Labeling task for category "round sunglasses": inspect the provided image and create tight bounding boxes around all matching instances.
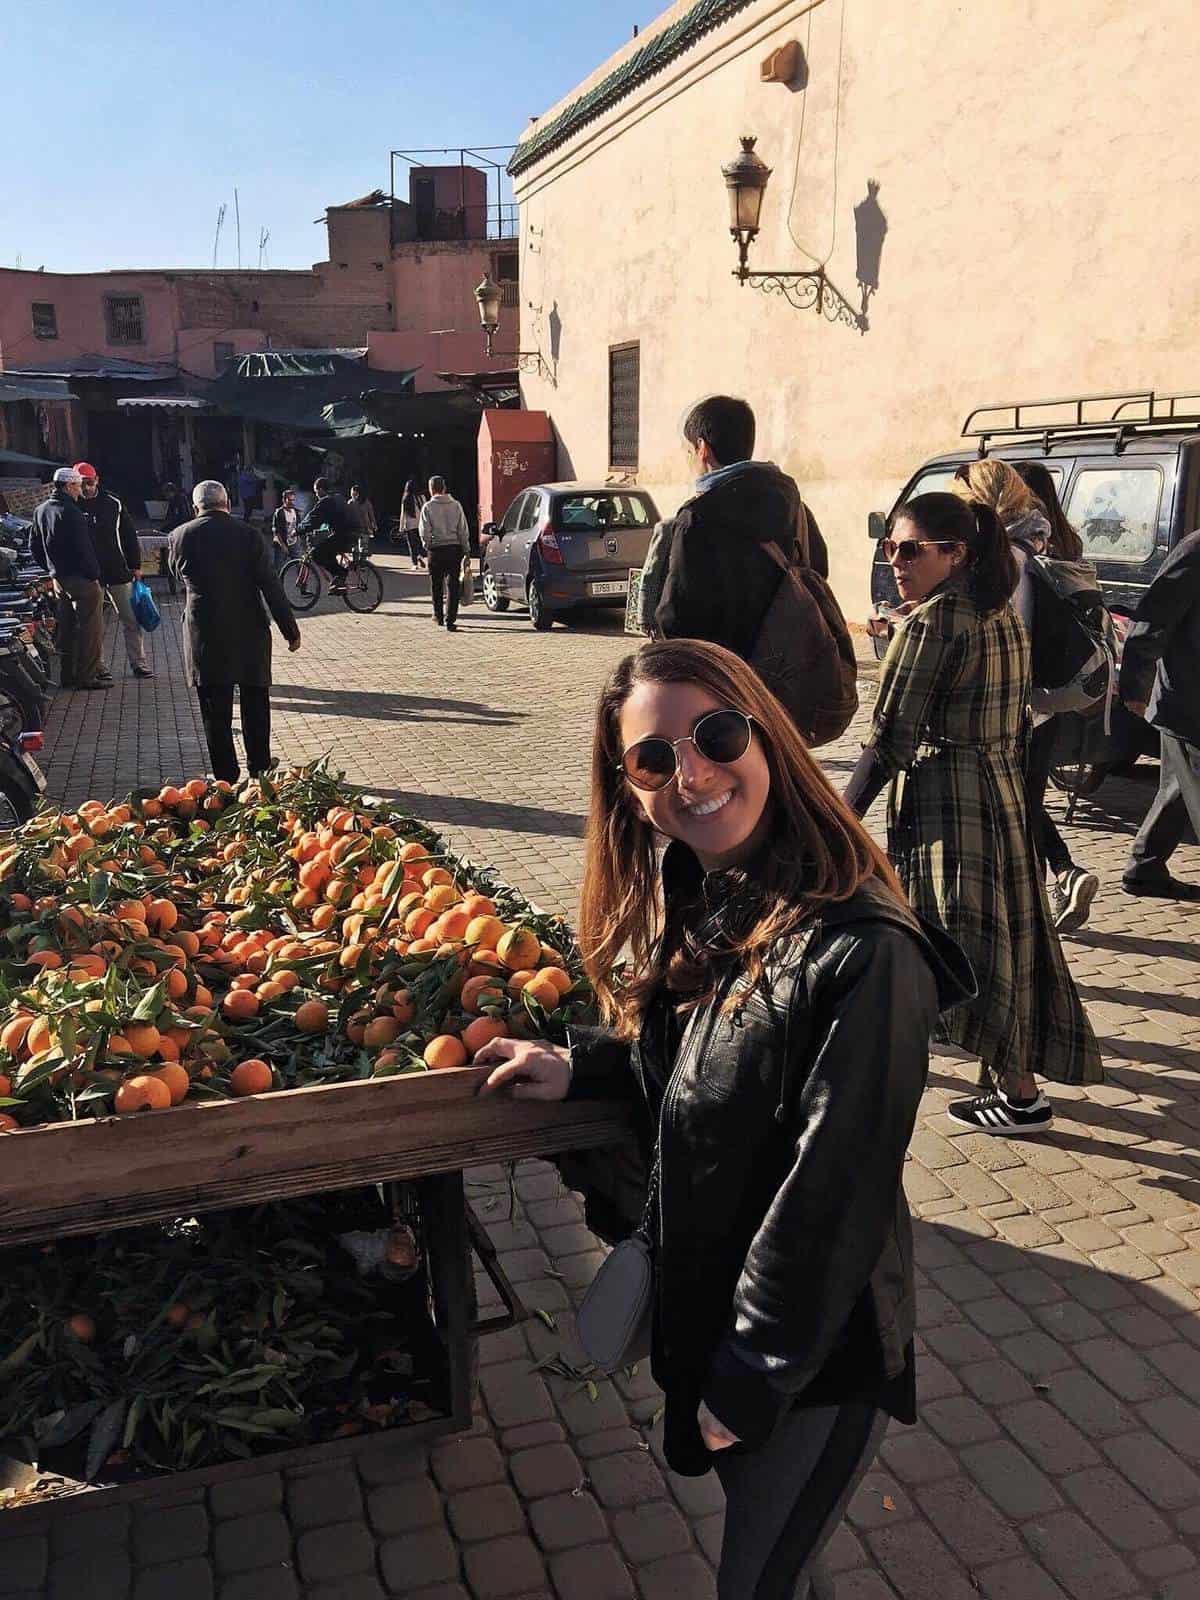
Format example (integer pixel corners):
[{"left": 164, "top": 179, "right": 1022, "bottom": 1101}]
[
  {"left": 619, "top": 708, "right": 754, "bottom": 791},
  {"left": 881, "top": 537, "right": 960, "bottom": 562}
]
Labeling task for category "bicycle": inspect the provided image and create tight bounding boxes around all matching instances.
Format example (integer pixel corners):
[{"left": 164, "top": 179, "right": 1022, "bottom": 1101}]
[{"left": 280, "top": 535, "right": 384, "bottom": 614}]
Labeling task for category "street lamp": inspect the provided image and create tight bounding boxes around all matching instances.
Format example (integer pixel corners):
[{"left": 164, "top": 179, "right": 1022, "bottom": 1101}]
[
  {"left": 473, "top": 272, "right": 552, "bottom": 379},
  {"left": 721, "top": 133, "right": 865, "bottom": 332},
  {"left": 722, "top": 136, "right": 772, "bottom": 280}
]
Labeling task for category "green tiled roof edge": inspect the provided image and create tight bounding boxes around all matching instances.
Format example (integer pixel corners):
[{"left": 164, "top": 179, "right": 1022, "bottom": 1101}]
[{"left": 508, "top": 0, "right": 756, "bottom": 177}]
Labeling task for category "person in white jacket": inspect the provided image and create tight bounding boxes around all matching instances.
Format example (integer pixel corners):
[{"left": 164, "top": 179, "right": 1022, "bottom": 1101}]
[{"left": 418, "top": 477, "right": 471, "bottom": 630}]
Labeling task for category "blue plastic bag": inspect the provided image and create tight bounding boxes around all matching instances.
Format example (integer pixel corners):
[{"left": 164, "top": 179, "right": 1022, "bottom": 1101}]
[{"left": 130, "top": 577, "right": 161, "bottom": 633}]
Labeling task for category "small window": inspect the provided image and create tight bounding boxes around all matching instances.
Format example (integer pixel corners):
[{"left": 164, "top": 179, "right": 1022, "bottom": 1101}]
[
  {"left": 213, "top": 341, "right": 235, "bottom": 372},
  {"left": 1066, "top": 466, "right": 1162, "bottom": 563},
  {"left": 608, "top": 342, "right": 640, "bottom": 472},
  {"left": 493, "top": 251, "right": 519, "bottom": 282},
  {"left": 500, "top": 493, "right": 527, "bottom": 532},
  {"left": 555, "top": 493, "right": 652, "bottom": 531},
  {"left": 517, "top": 493, "right": 542, "bottom": 532},
  {"left": 104, "top": 293, "right": 145, "bottom": 345},
  {"left": 31, "top": 302, "right": 58, "bottom": 340}
]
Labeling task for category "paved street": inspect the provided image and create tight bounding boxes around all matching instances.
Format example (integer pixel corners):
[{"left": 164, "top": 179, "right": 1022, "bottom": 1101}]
[{"left": 4, "top": 553, "right": 1200, "bottom": 1600}]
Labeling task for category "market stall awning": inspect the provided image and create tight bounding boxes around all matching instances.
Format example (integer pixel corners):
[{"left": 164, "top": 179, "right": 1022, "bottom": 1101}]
[
  {"left": 0, "top": 375, "right": 74, "bottom": 404},
  {"left": 116, "top": 395, "right": 211, "bottom": 411},
  {"left": 7, "top": 356, "right": 176, "bottom": 381},
  {"left": 0, "top": 447, "right": 63, "bottom": 468},
  {"left": 207, "top": 353, "right": 419, "bottom": 434}
]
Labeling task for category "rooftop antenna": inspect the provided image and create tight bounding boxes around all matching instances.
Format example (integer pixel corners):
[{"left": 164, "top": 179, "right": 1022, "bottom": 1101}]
[
  {"left": 258, "top": 227, "right": 270, "bottom": 269},
  {"left": 212, "top": 203, "right": 226, "bottom": 269},
  {"left": 234, "top": 188, "right": 242, "bottom": 269}
]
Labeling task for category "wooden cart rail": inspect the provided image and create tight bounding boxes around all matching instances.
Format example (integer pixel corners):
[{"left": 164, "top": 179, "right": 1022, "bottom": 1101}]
[{"left": 0, "top": 1067, "right": 630, "bottom": 1248}]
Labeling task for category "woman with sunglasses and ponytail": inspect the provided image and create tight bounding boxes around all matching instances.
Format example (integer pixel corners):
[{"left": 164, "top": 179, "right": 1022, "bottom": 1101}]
[
  {"left": 477, "top": 637, "right": 970, "bottom": 1600},
  {"left": 846, "top": 492, "right": 1101, "bottom": 1137}
]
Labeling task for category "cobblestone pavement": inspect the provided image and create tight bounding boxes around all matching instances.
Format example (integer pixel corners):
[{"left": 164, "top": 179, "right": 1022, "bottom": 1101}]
[{"left": 4, "top": 556, "right": 1200, "bottom": 1600}]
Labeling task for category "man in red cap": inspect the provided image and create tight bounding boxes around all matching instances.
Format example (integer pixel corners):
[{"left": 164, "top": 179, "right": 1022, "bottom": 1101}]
[{"left": 76, "top": 463, "right": 151, "bottom": 678}]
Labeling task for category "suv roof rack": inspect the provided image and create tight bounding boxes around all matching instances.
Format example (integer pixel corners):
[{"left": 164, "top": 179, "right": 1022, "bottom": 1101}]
[{"left": 961, "top": 390, "right": 1200, "bottom": 456}]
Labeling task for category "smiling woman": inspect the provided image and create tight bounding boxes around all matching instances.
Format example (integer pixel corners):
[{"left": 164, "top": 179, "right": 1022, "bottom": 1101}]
[{"left": 477, "top": 637, "right": 973, "bottom": 1598}]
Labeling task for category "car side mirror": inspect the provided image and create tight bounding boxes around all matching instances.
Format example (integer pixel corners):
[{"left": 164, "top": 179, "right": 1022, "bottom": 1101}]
[
  {"left": 868, "top": 511, "right": 888, "bottom": 540},
  {"left": 481, "top": 522, "right": 498, "bottom": 541}
]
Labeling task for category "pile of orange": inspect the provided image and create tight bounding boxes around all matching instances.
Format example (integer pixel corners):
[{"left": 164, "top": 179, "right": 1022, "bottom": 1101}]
[{"left": 0, "top": 765, "right": 589, "bottom": 1133}]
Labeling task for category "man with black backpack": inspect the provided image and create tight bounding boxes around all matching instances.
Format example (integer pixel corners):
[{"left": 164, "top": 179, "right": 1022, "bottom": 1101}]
[
  {"left": 655, "top": 396, "right": 856, "bottom": 746},
  {"left": 1120, "top": 527, "right": 1200, "bottom": 901}
]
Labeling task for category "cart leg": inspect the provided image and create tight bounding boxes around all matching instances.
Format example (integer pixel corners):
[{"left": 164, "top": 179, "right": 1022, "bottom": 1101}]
[{"left": 418, "top": 1172, "right": 475, "bottom": 1432}]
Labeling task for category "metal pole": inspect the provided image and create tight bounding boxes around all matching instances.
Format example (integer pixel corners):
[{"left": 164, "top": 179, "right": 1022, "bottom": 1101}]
[{"left": 234, "top": 188, "right": 242, "bottom": 269}]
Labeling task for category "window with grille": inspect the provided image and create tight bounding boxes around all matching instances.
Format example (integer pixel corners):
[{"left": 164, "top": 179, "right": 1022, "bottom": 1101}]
[
  {"left": 608, "top": 343, "right": 640, "bottom": 472},
  {"left": 31, "top": 302, "right": 58, "bottom": 340},
  {"left": 104, "top": 293, "right": 145, "bottom": 344}
]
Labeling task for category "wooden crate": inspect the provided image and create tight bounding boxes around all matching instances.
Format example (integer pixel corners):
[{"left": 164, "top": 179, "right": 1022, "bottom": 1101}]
[
  {"left": 0, "top": 1065, "right": 630, "bottom": 1249},
  {"left": 0, "top": 1173, "right": 478, "bottom": 1527}
]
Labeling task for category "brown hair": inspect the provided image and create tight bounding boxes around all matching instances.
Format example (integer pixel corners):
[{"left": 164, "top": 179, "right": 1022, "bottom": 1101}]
[
  {"left": 1014, "top": 461, "right": 1084, "bottom": 562},
  {"left": 578, "top": 639, "right": 904, "bottom": 1037},
  {"left": 951, "top": 459, "right": 1034, "bottom": 528}
]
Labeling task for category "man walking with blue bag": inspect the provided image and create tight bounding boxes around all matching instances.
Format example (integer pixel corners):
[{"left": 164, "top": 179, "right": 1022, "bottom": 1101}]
[{"left": 77, "top": 461, "right": 152, "bottom": 678}]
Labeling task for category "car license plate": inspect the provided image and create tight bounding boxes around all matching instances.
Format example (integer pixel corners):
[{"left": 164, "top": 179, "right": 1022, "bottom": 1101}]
[
  {"left": 20, "top": 752, "right": 46, "bottom": 792},
  {"left": 590, "top": 580, "right": 627, "bottom": 597}
]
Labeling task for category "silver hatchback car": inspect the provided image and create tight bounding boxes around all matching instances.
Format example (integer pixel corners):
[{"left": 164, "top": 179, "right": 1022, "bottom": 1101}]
[{"left": 480, "top": 482, "right": 660, "bottom": 630}]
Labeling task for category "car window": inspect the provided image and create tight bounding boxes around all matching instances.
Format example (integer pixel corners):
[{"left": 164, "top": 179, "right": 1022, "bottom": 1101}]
[
  {"left": 554, "top": 493, "right": 653, "bottom": 530},
  {"left": 517, "top": 493, "right": 542, "bottom": 532},
  {"left": 1066, "top": 467, "right": 1162, "bottom": 562},
  {"left": 902, "top": 463, "right": 1064, "bottom": 503},
  {"left": 500, "top": 493, "right": 526, "bottom": 533}
]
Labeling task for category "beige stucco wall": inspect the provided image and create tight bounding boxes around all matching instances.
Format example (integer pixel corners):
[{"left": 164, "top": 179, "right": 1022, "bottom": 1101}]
[{"left": 513, "top": 0, "right": 1200, "bottom": 618}]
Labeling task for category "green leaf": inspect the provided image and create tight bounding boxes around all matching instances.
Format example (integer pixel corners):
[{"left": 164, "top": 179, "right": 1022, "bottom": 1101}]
[
  {"left": 131, "top": 978, "right": 167, "bottom": 1022},
  {"left": 88, "top": 871, "right": 112, "bottom": 909},
  {"left": 123, "top": 1394, "right": 145, "bottom": 1448},
  {"left": 85, "top": 1398, "right": 127, "bottom": 1482},
  {"left": 35, "top": 1399, "right": 103, "bottom": 1449}
]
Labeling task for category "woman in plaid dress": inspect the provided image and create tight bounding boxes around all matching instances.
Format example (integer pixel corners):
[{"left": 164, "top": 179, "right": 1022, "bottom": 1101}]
[{"left": 846, "top": 492, "right": 1101, "bottom": 1134}]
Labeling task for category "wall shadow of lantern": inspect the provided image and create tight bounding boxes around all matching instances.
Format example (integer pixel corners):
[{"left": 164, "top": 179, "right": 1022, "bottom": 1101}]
[
  {"left": 854, "top": 180, "right": 888, "bottom": 325},
  {"left": 548, "top": 301, "right": 563, "bottom": 365}
]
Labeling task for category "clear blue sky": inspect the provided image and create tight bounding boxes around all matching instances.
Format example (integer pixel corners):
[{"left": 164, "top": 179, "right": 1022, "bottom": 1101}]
[{"left": 1, "top": 0, "right": 636, "bottom": 273}]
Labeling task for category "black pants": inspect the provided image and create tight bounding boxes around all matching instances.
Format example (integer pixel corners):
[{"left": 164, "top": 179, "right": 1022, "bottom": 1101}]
[
  {"left": 313, "top": 531, "right": 354, "bottom": 581},
  {"left": 57, "top": 575, "right": 104, "bottom": 686},
  {"left": 715, "top": 1402, "right": 886, "bottom": 1599},
  {"left": 1126, "top": 732, "right": 1200, "bottom": 881},
  {"left": 428, "top": 545, "right": 462, "bottom": 626},
  {"left": 1024, "top": 717, "right": 1073, "bottom": 877},
  {"left": 196, "top": 684, "right": 271, "bottom": 784},
  {"left": 405, "top": 528, "right": 424, "bottom": 565}
]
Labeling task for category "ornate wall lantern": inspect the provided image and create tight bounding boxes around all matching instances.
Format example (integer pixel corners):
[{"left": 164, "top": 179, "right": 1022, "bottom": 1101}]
[
  {"left": 722, "top": 135, "right": 865, "bottom": 332},
  {"left": 474, "top": 273, "right": 551, "bottom": 377}
]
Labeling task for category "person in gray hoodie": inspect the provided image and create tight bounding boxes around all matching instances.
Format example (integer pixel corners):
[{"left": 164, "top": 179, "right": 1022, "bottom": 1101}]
[{"left": 418, "top": 476, "right": 471, "bottom": 631}]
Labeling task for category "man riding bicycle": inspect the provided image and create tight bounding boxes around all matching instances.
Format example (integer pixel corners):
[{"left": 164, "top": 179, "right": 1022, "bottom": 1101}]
[{"left": 298, "top": 477, "right": 356, "bottom": 593}]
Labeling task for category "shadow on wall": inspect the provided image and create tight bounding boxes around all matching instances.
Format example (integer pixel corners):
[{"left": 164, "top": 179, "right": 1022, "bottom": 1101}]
[
  {"left": 549, "top": 301, "right": 563, "bottom": 366},
  {"left": 854, "top": 179, "right": 888, "bottom": 325}
]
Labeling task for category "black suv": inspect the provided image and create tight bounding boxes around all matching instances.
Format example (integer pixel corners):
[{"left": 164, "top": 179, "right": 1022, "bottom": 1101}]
[{"left": 868, "top": 391, "right": 1200, "bottom": 775}]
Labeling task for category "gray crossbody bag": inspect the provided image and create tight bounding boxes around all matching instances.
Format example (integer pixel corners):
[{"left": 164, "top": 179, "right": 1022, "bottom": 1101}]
[{"left": 576, "top": 1148, "right": 660, "bottom": 1373}]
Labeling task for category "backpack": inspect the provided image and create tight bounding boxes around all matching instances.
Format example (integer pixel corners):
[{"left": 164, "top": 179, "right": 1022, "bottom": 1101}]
[
  {"left": 1024, "top": 554, "right": 1116, "bottom": 720},
  {"left": 749, "top": 504, "right": 858, "bottom": 746}
]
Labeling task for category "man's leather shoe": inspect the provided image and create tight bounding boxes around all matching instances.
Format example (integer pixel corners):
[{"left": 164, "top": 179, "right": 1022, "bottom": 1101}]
[{"left": 78, "top": 679, "right": 110, "bottom": 691}]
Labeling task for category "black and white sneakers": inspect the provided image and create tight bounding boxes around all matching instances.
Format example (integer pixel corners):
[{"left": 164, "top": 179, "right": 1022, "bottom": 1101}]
[
  {"left": 1050, "top": 866, "right": 1100, "bottom": 934},
  {"left": 947, "top": 1091, "right": 1054, "bottom": 1136}
]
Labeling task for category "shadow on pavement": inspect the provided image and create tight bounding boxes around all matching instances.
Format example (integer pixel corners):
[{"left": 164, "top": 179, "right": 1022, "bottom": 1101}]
[
  {"left": 364, "top": 786, "right": 586, "bottom": 840},
  {"left": 271, "top": 684, "right": 524, "bottom": 727}
]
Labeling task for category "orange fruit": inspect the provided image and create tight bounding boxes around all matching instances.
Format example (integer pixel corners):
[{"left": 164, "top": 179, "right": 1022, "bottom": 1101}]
[
  {"left": 294, "top": 1000, "right": 329, "bottom": 1034},
  {"left": 65, "top": 1312, "right": 96, "bottom": 1341},
  {"left": 465, "top": 915, "right": 504, "bottom": 948},
  {"left": 506, "top": 969, "right": 536, "bottom": 994},
  {"left": 469, "top": 949, "right": 506, "bottom": 977},
  {"left": 115, "top": 1074, "right": 171, "bottom": 1113},
  {"left": 194, "top": 984, "right": 214, "bottom": 1008},
  {"left": 230, "top": 1058, "right": 273, "bottom": 1095},
  {"left": 26, "top": 949, "right": 63, "bottom": 970},
  {"left": 311, "top": 903, "right": 336, "bottom": 932},
  {"left": 0, "top": 1113, "right": 20, "bottom": 1132},
  {"left": 522, "top": 972, "right": 563, "bottom": 1011},
  {"left": 27, "top": 1016, "right": 55, "bottom": 1055},
  {"left": 1, "top": 1014, "right": 35, "bottom": 1056},
  {"left": 540, "top": 967, "right": 573, "bottom": 996},
  {"left": 107, "top": 1035, "right": 134, "bottom": 1057},
  {"left": 423, "top": 883, "right": 459, "bottom": 912},
  {"left": 463, "top": 1016, "right": 509, "bottom": 1056},
  {"left": 433, "top": 907, "right": 471, "bottom": 942},
  {"left": 363, "top": 1016, "right": 401, "bottom": 1049},
  {"left": 399, "top": 841, "right": 430, "bottom": 863},
  {"left": 146, "top": 898, "right": 178, "bottom": 932},
  {"left": 461, "top": 893, "right": 497, "bottom": 918},
  {"left": 154, "top": 1035, "right": 181, "bottom": 1063},
  {"left": 274, "top": 970, "right": 299, "bottom": 993},
  {"left": 221, "top": 989, "right": 260, "bottom": 1021},
  {"left": 404, "top": 907, "right": 435, "bottom": 938},
  {"left": 174, "top": 930, "right": 201, "bottom": 957},
  {"left": 124, "top": 1022, "right": 162, "bottom": 1058},
  {"left": 391, "top": 989, "right": 415, "bottom": 1024},
  {"left": 0, "top": 1074, "right": 11, "bottom": 1098},
  {"left": 164, "top": 1302, "right": 190, "bottom": 1328},
  {"left": 423, "top": 1035, "right": 468, "bottom": 1070},
  {"left": 497, "top": 926, "right": 541, "bottom": 971},
  {"left": 151, "top": 1062, "right": 190, "bottom": 1105},
  {"left": 164, "top": 968, "right": 189, "bottom": 1000},
  {"left": 256, "top": 979, "right": 286, "bottom": 1004},
  {"left": 462, "top": 975, "right": 507, "bottom": 1012}
]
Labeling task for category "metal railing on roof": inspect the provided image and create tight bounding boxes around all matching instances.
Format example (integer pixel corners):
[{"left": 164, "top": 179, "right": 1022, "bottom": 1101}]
[{"left": 961, "top": 390, "right": 1200, "bottom": 456}]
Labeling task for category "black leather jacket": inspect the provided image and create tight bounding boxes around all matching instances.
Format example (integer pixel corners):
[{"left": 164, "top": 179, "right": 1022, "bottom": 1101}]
[{"left": 568, "top": 848, "right": 972, "bottom": 1476}]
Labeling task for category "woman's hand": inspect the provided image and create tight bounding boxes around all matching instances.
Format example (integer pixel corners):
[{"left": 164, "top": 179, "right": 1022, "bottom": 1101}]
[
  {"left": 477, "top": 1037, "right": 571, "bottom": 1101},
  {"left": 697, "top": 1400, "right": 739, "bottom": 1453}
]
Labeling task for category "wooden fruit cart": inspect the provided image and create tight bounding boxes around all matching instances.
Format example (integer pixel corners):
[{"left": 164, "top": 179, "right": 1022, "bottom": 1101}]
[{"left": 0, "top": 1066, "right": 629, "bottom": 1525}]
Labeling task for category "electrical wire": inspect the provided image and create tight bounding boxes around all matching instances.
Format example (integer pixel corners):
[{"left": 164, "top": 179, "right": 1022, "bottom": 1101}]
[{"left": 785, "top": 0, "right": 847, "bottom": 269}]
